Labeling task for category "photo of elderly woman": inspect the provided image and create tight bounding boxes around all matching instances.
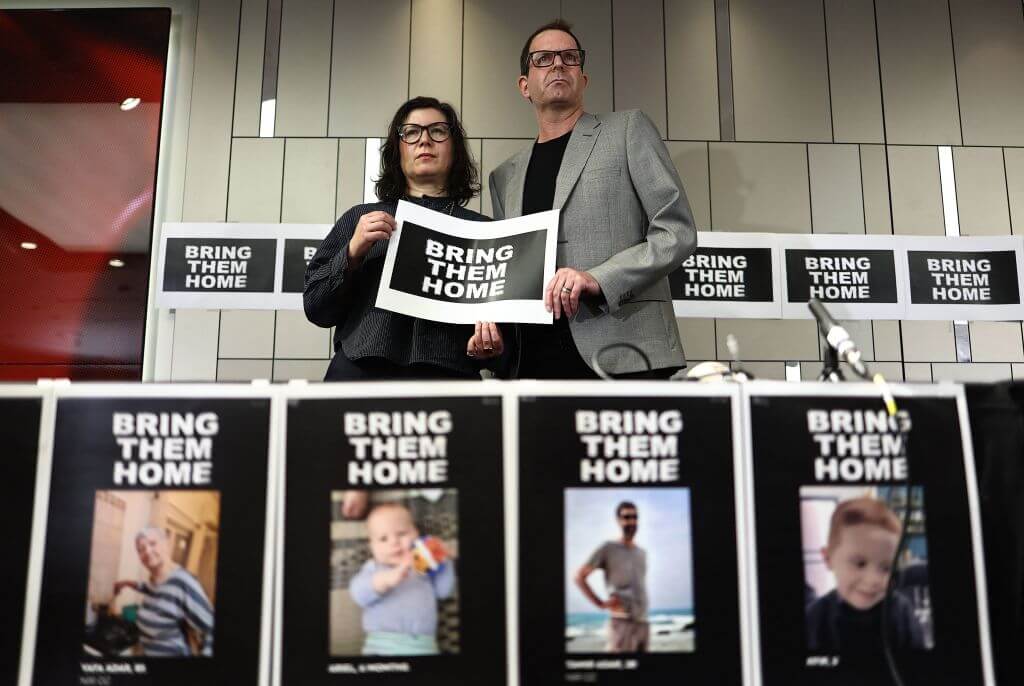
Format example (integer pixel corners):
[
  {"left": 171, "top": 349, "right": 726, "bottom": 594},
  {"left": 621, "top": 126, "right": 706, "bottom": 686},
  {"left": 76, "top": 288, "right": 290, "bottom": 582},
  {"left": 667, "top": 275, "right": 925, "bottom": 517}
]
[{"left": 83, "top": 490, "right": 219, "bottom": 658}]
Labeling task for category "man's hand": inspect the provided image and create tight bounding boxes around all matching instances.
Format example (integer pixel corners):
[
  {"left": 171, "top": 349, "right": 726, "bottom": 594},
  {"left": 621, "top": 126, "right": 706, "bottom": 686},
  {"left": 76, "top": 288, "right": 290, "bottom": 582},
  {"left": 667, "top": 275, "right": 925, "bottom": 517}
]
[
  {"left": 545, "top": 268, "right": 601, "bottom": 320},
  {"left": 348, "top": 211, "right": 397, "bottom": 264},
  {"left": 112, "top": 580, "right": 138, "bottom": 595},
  {"left": 466, "top": 322, "right": 504, "bottom": 359},
  {"left": 372, "top": 554, "right": 413, "bottom": 594}
]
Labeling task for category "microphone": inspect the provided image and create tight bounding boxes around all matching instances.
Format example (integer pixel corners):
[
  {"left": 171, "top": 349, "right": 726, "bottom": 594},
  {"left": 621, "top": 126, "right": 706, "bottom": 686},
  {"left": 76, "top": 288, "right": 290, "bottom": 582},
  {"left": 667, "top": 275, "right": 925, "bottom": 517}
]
[{"left": 807, "top": 298, "right": 869, "bottom": 379}]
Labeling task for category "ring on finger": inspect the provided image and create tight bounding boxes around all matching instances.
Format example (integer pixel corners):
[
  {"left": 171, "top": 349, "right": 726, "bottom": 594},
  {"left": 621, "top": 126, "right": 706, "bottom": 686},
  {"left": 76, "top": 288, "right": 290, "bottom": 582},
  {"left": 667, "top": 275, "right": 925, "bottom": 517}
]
[{"left": 561, "top": 285, "right": 573, "bottom": 293}]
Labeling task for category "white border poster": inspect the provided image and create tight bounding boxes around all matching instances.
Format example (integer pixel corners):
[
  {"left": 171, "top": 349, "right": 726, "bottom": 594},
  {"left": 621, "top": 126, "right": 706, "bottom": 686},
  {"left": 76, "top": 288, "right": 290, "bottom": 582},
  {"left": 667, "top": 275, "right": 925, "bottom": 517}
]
[
  {"left": 778, "top": 234, "right": 908, "bottom": 320},
  {"left": 902, "top": 235, "right": 1024, "bottom": 321},
  {"left": 670, "top": 232, "right": 783, "bottom": 319},
  {"left": 376, "top": 201, "right": 559, "bottom": 324}
]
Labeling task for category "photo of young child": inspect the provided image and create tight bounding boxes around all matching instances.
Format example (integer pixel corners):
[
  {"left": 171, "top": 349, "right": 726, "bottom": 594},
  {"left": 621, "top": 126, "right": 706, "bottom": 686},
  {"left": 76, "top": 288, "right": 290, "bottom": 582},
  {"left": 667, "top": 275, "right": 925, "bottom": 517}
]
[
  {"left": 801, "top": 486, "right": 932, "bottom": 655},
  {"left": 329, "top": 489, "right": 459, "bottom": 657}
]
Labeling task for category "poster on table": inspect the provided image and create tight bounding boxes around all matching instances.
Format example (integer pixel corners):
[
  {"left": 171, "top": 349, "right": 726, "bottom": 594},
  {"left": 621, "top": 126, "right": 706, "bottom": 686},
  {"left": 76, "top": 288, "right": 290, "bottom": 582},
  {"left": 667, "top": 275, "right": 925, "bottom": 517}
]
[
  {"left": 515, "top": 382, "right": 751, "bottom": 685},
  {"left": 376, "top": 200, "right": 559, "bottom": 324},
  {"left": 779, "top": 234, "right": 906, "bottom": 320},
  {"left": 670, "top": 232, "right": 782, "bottom": 318},
  {"left": 902, "top": 235, "right": 1024, "bottom": 320},
  {"left": 742, "top": 382, "right": 994, "bottom": 686},
  {"left": 3, "top": 388, "right": 47, "bottom": 686},
  {"left": 276, "top": 383, "right": 508, "bottom": 686},
  {"left": 25, "top": 385, "right": 276, "bottom": 686}
]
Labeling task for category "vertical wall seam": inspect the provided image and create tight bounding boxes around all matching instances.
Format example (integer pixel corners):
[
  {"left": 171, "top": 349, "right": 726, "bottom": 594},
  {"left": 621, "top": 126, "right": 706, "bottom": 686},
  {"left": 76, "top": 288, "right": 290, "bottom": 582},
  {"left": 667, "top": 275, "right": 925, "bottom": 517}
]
[
  {"left": 821, "top": 0, "right": 835, "bottom": 143},
  {"left": 610, "top": 0, "right": 616, "bottom": 109},
  {"left": 459, "top": 0, "right": 466, "bottom": 115},
  {"left": 806, "top": 144, "right": 814, "bottom": 233},
  {"left": 214, "top": 311, "right": 223, "bottom": 380},
  {"left": 407, "top": 0, "right": 413, "bottom": 100},
  {"left": 946, "top": 0, "right": 965, "bottom": 146},
  {"left": 662, "top": 0, "right": 669, "bottom": 139},
  {"left": 713, "top": 0, "right": 735, "bottom": 141},
  {"left": 326, "top": 0, "right": 337, "bottom": 136},
  {"left": 858, "top": 144, "right": 867, "bottom": 232}
]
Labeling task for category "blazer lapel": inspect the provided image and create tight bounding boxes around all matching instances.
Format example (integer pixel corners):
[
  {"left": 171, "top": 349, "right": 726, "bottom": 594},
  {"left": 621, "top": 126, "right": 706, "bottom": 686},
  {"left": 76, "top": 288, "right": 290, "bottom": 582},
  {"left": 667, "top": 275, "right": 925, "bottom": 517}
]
[
  {"left": 552, "top": 112, "right": 601, "bottom": 210},
  {"left": 506, "top": 146, "right": 532, "bottom": 218}
]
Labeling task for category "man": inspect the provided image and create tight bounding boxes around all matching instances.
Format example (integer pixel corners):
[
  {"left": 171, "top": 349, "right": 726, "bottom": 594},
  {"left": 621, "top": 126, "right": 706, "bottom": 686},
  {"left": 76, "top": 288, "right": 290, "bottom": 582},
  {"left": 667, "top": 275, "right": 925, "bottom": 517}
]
[
  {"left": 574, "top": 501, "right": 648, "bottom": 652},
  {"left": 488, "top": 20, "right": 697, "bottom": 378}
]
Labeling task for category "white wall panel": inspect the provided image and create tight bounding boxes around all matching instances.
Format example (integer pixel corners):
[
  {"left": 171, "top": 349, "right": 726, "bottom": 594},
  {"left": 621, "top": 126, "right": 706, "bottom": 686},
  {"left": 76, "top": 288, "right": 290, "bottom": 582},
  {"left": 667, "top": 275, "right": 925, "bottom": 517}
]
[
  {"left": 716, "top": 320, "right": 820, "bottom": 360},
  {"left": 330, "top": 0, "right": 411, "bottom": 137},
  {"left": 282, "top": 138, "right": 339, "bottom": 223},
  {"left": 233, "top": 0, "right": 268, "bottom": 137},
  {"left": 613, "top": 0, "right": 667, "bottom": 137},
  {"left": 276, "top": 0, "right": 333, "bottom": 136},
  {"left": 953, "top": 147, "right": 1012, "bottom": 236},
  {"left": 274, "top": 309, "right": 332, "bottom": 358},
  {"left": 227, "top": 138, "right": 285, "bottom": 221},
  {"left": 665, "top": 0, "right": 719, "bottom": 141},
  {"left": 463, "top": 0, "right": 550, "bottom": 138},
  {"left": 823, "top": 0, "right": 883, "bottom": 143},
  {"left": 1004, "top": 148, "right": 1024, "bottom": 235},
  {"left": 949, "top": 0, "right": 1024, "bottom": 146},
  {"left": 219, "top": 310, "right": 275, "bottom": 358},
  {"left": 170, "top": 310, "right": 220, "bottom": 381},
  {"left": 562, "top": 0, "right": 614, "bottom": 116},
  {"left": 860, "top": 145, "right": 892, "bottom": 235},
  {"left": 887, "top": 146, "right": 943, "bottom": 235},
  {"left": 667, "top": 141, "right": 711, "bottom": 231},
  {"left": 808, "top": 144, "right": 864, "bottom": 233},
  {"left": 182, "top": 0, "right": 241, "bottom": 220},
  {"left": 709, "top": 142, "right": 811, "bottom": 232},
  {"left": 410, "top": 0, "right": 463, "bottom": 109},
  {"left": 730, "top": 0, "right": 831, "bottom": 142},
  {"left": 876, "top": 0, "right": 961, "bottom": 144},
  {"left": 336, "top": 138, "right": 366, "bottom": 217}
]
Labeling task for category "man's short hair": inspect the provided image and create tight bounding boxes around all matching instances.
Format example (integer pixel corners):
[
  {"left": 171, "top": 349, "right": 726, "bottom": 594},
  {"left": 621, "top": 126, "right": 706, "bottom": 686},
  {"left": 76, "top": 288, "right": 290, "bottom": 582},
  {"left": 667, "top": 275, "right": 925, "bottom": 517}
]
[
  {"left": 135, "top": 525, "right": 167, "bottom": 543},
  {"left": 520, "top": 19, "right": 583, "bottom": 76},
  {"left": 616, "top": 501, "right": 637, "bottom": 518},
  {"left": 826, "top": 497, "right": 901, "bottom": 551}
]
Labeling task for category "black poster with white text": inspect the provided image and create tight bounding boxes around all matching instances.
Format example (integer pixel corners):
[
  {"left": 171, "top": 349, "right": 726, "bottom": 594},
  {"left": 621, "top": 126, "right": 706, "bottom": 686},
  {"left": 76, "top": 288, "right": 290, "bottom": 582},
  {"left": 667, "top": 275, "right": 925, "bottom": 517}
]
[
  {"left": 31, "top": 395, "right": 272, "bottom": 686},
  {"left": 283, "top": 238, "right": 322, "bottom": 293},
  {"left": 518, "top": 393, "right": 745, "bottom": 685},
  {"left": 163, "top": 238, "right": 276, "bottom": 292},
  {"left": 785, "top": 250, "right": 898, "bottom": 304},
  {"left": 669, "top": 247, "right": 774, "bottom": 302},
  {"left": 907, "top": 250, "right": 1019, "bottom": 305},
  {"left": 389, "top": 222, "right": 545, "bottom": 303},
  {"left": 748, "top": 392, "right": 990, "bottom": 685},
  {"left": 1, "top": 397, "right": 43, "bottom": 686},
  {"left": 280, "top": 394, "right": 507, "bottom": 685}
]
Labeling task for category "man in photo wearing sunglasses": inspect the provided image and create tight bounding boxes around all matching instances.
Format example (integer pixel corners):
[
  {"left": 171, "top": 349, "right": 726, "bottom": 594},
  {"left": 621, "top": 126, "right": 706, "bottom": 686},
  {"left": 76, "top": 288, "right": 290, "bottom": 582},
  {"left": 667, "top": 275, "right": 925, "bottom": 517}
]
[
  {"left": 574, "top": 502, "right": 649, "bottom": 652},
  {"left": 488, "top": 20, "right": 697, "bottom": 379}
]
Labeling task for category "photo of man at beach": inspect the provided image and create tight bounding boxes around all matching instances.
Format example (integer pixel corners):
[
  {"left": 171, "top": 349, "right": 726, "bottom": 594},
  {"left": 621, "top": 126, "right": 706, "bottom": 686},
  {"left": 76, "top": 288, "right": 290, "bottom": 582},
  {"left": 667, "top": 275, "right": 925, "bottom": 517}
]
[
  {"left": 565, "top": 488, "right": 695, "bottom": 654},
  {"left": 329, "top": 488, "right": 460, "bottom": 657},
  {"left": 83, "top": 490, "right": 219, "bottom": 658},
  {"left": 801, "top": 485, "right": 933, "bottom": 655}
]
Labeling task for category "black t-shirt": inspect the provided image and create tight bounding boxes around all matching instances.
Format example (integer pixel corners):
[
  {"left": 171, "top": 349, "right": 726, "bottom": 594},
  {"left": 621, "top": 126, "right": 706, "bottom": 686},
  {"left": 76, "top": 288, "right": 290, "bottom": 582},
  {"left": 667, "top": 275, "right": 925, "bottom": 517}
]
[{"left": 522, "top": 130, "right": 571, "bottom": 215}]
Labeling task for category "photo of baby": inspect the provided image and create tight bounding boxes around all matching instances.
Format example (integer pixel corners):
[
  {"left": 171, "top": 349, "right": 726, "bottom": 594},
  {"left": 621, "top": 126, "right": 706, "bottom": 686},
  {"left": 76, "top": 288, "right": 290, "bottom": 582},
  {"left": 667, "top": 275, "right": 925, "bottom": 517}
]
[
  {"left": 801, "top": 486, "right": 933, "bottom": 655},
  {"left": 329, "top": 489, "right": 459, "bottom": 656}
]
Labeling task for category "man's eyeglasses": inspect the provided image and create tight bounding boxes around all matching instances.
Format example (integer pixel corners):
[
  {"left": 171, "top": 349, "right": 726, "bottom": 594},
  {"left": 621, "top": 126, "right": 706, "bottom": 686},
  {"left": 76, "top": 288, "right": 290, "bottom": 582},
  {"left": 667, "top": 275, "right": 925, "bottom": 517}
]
[
  {"left": 398, "top": 122, "right": 451, "bottom": 145},
  {"left": 528, "top": 49, "right": 586, "bottom": 69}
]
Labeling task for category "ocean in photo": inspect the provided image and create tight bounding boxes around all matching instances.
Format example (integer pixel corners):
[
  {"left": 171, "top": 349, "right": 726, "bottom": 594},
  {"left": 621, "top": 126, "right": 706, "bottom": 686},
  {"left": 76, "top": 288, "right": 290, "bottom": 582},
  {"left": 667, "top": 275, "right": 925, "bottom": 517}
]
[{"left": 565, "top": 608, "right": 695, "bottom": 653}]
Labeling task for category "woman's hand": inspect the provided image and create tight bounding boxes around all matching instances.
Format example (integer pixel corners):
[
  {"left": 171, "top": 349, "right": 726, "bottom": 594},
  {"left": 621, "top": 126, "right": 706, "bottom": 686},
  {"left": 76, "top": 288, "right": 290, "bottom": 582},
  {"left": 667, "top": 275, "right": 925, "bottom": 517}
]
[
  {"left": 466, "top": 322, "right": 504, "bottom": 359},
  {"left": 348, "top": 211, "right": 397, "bottom": 263}
]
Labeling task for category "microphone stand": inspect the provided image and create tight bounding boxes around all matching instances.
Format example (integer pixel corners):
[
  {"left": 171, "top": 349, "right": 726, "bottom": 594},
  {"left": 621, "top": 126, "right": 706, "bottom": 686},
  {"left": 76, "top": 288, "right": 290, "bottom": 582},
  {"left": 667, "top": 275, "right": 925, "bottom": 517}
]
[{"left": 818, "top": 343, "right": 845, "bottom": 383}]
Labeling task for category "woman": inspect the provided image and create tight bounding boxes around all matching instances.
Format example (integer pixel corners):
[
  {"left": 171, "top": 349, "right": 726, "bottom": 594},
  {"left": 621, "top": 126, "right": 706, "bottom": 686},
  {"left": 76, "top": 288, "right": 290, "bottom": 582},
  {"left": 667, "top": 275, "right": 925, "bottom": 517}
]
[
  {"left": 113, "top": 526, "right": 214, "bottom": 656},
  {"left": 304, "top": 96, "right": 505, "bottom": 380}
]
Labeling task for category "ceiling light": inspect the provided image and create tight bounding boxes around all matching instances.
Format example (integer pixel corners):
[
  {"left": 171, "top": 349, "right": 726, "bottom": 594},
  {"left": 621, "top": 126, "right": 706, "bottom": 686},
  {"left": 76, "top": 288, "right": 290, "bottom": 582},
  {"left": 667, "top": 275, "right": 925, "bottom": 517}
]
[
  {"left": 120, "top": 97, "right": 141, "bottom": 111},
  {"left": 109, "top": 258, "right": 125, "bottom": 268},
  {"left": 20, "top": 241, "right": 38, "bottom": 250}
]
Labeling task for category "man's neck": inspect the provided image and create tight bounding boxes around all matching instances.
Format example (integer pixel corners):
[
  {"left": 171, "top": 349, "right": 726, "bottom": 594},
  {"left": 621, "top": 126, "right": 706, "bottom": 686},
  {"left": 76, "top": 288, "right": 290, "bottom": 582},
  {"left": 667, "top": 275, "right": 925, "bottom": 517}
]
[
  {"left": 619, "top": 537, "right": 635, "bottom": 547},
  {"left": 405, "top": 179, "right": 446, "bottom": 198},
  {"left": 535, "top": 104, "right": 584, "bottom": 143}
]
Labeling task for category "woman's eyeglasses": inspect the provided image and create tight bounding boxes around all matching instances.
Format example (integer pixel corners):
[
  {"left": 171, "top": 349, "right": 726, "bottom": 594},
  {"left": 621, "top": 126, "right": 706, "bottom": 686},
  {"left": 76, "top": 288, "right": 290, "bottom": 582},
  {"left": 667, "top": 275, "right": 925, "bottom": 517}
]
[
  {"left": 528, "top": 49, "right": 586, "bottom": 68},
  {"left": 398, "top": 122, "right": 452, "bottom": 145}
]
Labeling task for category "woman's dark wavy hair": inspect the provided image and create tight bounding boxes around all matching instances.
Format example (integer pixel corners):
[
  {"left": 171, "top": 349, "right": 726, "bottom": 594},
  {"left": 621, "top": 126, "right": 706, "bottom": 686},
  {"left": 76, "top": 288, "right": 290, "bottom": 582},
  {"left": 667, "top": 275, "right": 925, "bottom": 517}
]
[{"left": 375, "top": 96, "right": 480, "bottom": 206}]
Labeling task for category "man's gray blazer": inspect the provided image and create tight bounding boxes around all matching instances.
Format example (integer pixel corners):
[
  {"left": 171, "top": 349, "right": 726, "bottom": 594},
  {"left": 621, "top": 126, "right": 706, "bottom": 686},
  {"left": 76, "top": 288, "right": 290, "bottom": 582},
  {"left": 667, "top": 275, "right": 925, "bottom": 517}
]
[{"left": 489, "top": 110, "right": 697, "bottom": 375}]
